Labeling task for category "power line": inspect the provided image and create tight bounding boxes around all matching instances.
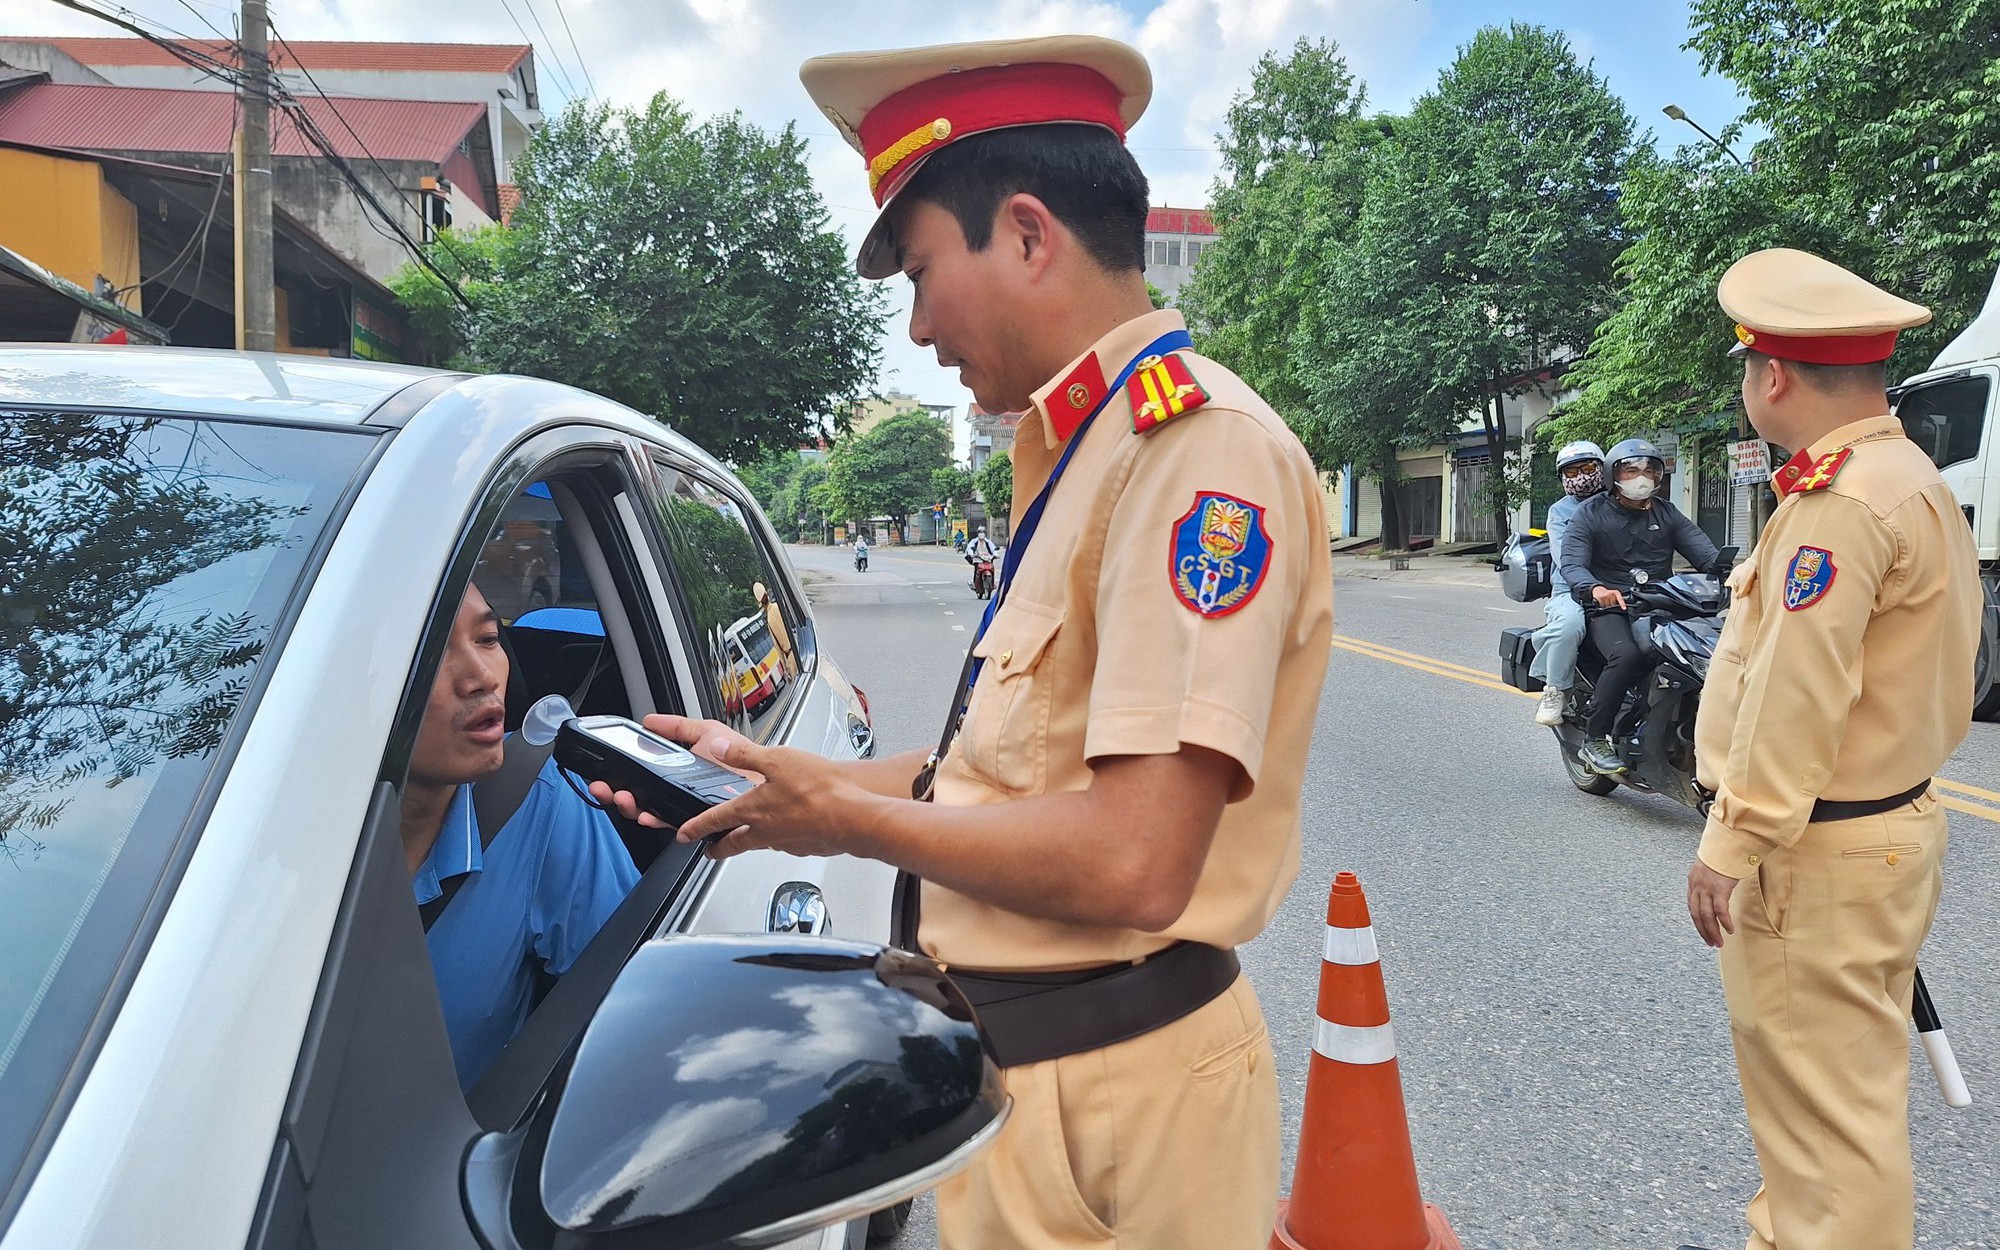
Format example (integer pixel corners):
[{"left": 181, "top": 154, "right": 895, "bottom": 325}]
[
  {"left": 546, "top": 0, "right": 598, "bottom": 101},
  {"left": 492, "top": 0, "right": 579, "bottom": 104},
  {"left": 519, "top": 0, "right": 588, "bottom": 102}
]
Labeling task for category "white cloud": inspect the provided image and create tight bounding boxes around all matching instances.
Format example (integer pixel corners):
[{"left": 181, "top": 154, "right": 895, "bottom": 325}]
[{"left": 0, "top": 0, "right": 1432, "bottom": 427}]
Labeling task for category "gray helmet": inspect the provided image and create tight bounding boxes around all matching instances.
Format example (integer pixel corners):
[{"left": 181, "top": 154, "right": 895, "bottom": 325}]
[
  {"left": 1555, "top": 440, "right": 1605, "bottom": 472},
  {"left": 1606, "top": 437, "right": 1665, "bottom": 475}
]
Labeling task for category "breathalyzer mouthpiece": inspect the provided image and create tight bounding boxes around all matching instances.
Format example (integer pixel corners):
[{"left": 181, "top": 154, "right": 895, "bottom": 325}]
[{"left": 520, "top": 694, "right": 577, "bottom": 747}]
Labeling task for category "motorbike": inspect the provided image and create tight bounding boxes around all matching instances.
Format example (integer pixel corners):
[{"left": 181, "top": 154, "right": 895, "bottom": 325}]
[
  {"left": 853, "top": 546, "right": 868, "bottom": 572},
  {"left": 969, "top": 555, "right": 995, "bottom": 599},
  {"left": 1497, "top": 531, "right": 1736, "bottom": 812}
]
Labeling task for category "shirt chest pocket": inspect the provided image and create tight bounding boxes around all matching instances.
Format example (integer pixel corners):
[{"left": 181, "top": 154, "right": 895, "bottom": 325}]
[
  {"left": 956, "top": 597, "right": 1066, "bottom": 793},
  {"left": 1715, "top": 562, "right": 1761, "bottom": 664}
]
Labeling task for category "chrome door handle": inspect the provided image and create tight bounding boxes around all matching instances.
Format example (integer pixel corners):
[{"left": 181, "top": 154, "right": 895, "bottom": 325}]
[{"left": 768, "top": 881, "right": 829, "bottom": 935}]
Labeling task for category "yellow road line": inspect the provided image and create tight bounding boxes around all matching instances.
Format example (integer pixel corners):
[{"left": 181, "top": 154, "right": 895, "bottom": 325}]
[
  {"left": 1331, "top": 636, "right": 1531, "bottom": 699},
  {"left": 1332, "top": 633, "right": 2000, "bottom": 827},
  {"left": 1335, "top": 633, "right": 1498, "bottom": 681},
  {"left": 1935, "top": 776, "right": 2000, "bottom": 806}
]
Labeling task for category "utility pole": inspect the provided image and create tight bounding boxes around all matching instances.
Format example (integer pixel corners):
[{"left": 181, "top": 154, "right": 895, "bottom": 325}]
[{"left": 235, "top": 0, "right": 276, "bottom": 351}]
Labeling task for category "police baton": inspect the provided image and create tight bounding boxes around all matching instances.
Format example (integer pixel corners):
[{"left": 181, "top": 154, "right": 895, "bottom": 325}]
[{"left": 1912, "top": 967, "right": 1972, "bottom": 1108}]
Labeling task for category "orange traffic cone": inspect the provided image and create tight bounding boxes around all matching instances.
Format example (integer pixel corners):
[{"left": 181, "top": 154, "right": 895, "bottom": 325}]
[{"left": 1272, "top": 871, "right": 1461, "bottom": 1250}]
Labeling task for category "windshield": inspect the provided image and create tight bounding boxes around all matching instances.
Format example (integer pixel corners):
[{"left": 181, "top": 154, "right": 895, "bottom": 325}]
[{"left": 0, "top": 411, "right": 373, "bottom": 1202}]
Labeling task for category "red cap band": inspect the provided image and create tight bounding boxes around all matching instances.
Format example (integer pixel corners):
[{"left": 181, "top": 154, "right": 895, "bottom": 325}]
[
  {"left": 859, "top": 62, "right": 1127, "bottom": 206},
  {"left": 1735, "top": 324, "right": 1899, "bottom": 365}
]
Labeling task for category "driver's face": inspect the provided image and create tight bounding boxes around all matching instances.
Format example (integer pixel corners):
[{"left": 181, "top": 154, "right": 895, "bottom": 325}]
[{"left": 410, "top": 585, "right": 509, "bottom": 789}]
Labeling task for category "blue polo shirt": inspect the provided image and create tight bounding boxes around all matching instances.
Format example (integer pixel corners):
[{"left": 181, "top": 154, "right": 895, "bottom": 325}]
[{"left": 415, "top": 754, "right": 639, "bottom": 1089}]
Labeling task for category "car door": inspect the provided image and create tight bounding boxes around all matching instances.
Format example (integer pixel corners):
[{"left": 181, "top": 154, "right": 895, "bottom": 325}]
[{"left": 244, "top": 430, "right": 744, "bottom": 1250}]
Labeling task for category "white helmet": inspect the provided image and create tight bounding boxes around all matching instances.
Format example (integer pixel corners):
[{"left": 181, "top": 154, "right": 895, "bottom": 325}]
[{"left": 1555, "top": 440, "right": 1605, "bottom": 472}]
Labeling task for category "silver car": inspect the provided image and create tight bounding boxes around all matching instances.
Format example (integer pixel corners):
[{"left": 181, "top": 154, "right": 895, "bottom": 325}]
[{"left": 0, "top": 347, "right": 1003, "bottom": 1250}]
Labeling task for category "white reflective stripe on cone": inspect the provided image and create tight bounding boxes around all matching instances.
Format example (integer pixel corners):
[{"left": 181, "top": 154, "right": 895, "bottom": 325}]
[
  {"left": 1314, "top": 1019, "right": 1397, "bottom": 1066},
  {"left": 1322, "top": 924, "right": 1380, "bottom": 967}
]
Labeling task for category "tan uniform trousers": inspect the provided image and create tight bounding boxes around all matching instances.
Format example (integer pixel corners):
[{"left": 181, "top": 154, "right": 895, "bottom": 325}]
[
  {"left": 936, "top": 974, "right": 1278, "bottom": 1250},
  {"left": 1720, "top": 793, "right": 1947, "bottom": 1250}
]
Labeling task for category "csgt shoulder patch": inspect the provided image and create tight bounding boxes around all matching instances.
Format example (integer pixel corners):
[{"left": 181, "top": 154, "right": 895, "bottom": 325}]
[
  {"left": 1784, "top": 545, "right": 1837, "bottom": 611},
  {"left": 1171, "top": 492, "right": 1273, "bottom": 617},
  {"left": 1129, "top": 351, "right": 1211, "bottom": 434}
]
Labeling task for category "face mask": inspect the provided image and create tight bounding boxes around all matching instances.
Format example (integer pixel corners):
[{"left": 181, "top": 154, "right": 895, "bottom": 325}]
[
  {"left": 1561, "top": 466, "right": 1603, "bottom": 498},
  {"left": 1617, "top": 476, "right": 1658, "bottom": 502}
]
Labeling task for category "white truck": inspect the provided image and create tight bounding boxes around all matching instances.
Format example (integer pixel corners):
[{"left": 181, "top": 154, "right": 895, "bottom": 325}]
[{"left": 1892, "top": 271, "right": 2000, "bottom": 719}]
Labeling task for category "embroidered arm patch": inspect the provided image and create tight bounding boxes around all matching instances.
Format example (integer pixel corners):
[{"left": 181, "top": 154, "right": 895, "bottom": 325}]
[
  {"left": 1783, "top": 545, "right": 1837, "bottom": 610},
  {"left": 1171, "top": 492, "right": 1273, "bottom": 617}
]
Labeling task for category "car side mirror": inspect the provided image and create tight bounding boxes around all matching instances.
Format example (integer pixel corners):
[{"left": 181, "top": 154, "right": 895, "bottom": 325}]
[{"left": 463, "top": 935, "right": 1007, "bottom": 1250}]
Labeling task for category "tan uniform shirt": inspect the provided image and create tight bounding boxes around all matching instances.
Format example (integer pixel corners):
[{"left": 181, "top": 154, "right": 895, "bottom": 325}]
[
  {"left": 925, "top": 309, "right": 1335, "bottom": 969},
  {"left": 1696, "top": 415, "right": 1980, "bottom": 877}
]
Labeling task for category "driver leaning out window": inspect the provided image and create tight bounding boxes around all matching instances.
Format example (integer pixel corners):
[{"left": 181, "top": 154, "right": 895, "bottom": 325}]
[{"left": 401, "top": 581, "right": 639, "bottom": 1089}]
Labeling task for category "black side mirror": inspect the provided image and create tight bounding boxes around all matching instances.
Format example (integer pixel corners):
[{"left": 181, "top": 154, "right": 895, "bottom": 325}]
[{"left": 465, "top": 935, "right": 1007, "bottom": 1250}]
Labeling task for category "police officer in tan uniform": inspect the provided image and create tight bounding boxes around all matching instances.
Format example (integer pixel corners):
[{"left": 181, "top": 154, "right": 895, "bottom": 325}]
[
  {"left": 594, "top": 34, "right": 1333, "bottom": 1250},
  {"left": 1687, "top": 248, "right": 1981, "bottom": 1250}
]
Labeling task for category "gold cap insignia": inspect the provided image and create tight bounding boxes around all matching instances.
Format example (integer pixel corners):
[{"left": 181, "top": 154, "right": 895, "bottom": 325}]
[{"left": 1734, "top": 324, "right": 1757, "bottom": 347}]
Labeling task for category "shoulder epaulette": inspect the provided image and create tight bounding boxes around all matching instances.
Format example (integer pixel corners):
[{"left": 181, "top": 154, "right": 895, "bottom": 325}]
[
  {"left": 1128, "top": 350, "right": 1211, "bottom": 434},
  {"left": 1791, "top": 447, "right": 1851, "bottom": 494}
]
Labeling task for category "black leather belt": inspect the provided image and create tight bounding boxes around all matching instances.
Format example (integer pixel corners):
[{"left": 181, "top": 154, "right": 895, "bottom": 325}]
[
  {"left": 947, "top": 941, "right": 1240, "bottom": 1069},
  {"left": 1810, "top": 779, "right": 1932, "bottom": 823}
]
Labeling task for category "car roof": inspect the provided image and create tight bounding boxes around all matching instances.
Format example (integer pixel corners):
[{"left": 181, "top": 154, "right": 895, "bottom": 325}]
[{"left": 0, "top": 343, "right": 737, "bottom": 479}]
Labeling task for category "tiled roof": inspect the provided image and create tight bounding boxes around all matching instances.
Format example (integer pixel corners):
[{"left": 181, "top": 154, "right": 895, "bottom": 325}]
[
  {"left": 0, "top": 36, "right": 529, "bottom": 74},
  {"left": 497, "top": 183, "right": 521, "bottom": 225},
  {"left": 1145, "top": 207, "right": 1216, "bottom": 236},
  {"left": 0, "top": 82, "right": 486, "bottom": 164}
]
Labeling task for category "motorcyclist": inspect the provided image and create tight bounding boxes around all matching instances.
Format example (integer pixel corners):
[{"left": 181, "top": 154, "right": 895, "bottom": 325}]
[
  {"left": 1528, "top": 440, "right": 1605, "bottom": 726},
  {"left": 965, "top": 526, "right": 997, "bottom": 567},
  {"left": 853, "top": 532, "right": 869, "bottom": 571},
  {"left": 1559, "top": 438, "right": 1722, "bottom": 775}
]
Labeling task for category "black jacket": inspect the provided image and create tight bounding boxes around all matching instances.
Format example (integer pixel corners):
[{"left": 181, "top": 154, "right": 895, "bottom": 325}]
[{"left": 1559, "top": 491, "right": 1719, "bottom": 602}]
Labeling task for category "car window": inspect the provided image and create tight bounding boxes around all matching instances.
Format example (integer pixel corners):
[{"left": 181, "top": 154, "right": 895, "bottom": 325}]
[
  {"left": 477, "top": 481, "right": 627, "bottom": 725},
  {"left": 647, "top": 460, "right": 807, "bottom": 738},
  {"left": 0, "top": 411, "right": 373, "bottom": 1199},
  {"left": 1898, "top": 375, "right": 1990, "bottom": 472}
]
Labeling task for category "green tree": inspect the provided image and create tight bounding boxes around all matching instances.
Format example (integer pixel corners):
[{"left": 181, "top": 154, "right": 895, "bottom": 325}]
[
  {"left": 974, "top": 450, "right": 1013, "bottom": 523},
  {"left": 769, "top": 458, "right": 830, "bottom": 542},
  {"left": 1327, "top": 24, "right": 1635, "bottom": 539},
  {"left": 390, "top": 97, "right": 885, "bottom": 461},
  {"left": 821, "top": 411, "right": 953, "bottom": 542},
  {"left": 1558, "top": 0, "right": 2000, "bottom": 446},
  {"left": 1180, "top": 38, "right": 1382, "bottom": 425}
]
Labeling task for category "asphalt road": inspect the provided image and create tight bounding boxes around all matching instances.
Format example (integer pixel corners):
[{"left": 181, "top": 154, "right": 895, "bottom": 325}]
[{"left": 790, "top": 541, "right": 2000, "bottom": 1250}]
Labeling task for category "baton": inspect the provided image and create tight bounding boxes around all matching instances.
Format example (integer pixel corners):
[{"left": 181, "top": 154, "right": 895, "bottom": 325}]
[{"left": 1912, "top": 967, "right": 1972, "bottom": 1108}]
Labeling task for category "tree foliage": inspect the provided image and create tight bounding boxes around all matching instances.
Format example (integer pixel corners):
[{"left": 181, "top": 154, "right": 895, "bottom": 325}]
[
  {"left": 1188, "top": 29, "right": 1633, "bottom": 542},
  {"left": 1556, "top": 0, "right": 2000, "bottom": 447},
  {"left": 390, "top": 96, "right": 886, "bottom": 462},
  {"left": 820, "top": 411, "right": 953, "bottom": 540},
  {"left": 974, "top": 451, "right": 1013, "bottom": 522}
]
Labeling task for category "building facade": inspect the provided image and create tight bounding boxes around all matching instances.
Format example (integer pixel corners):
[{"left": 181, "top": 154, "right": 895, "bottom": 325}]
[
  {"left": 964, "top": 402, "right": 1019, "bottom": 473},
  {"left": 1144, "top": 207, "right": 1215, "bottom": 302}
]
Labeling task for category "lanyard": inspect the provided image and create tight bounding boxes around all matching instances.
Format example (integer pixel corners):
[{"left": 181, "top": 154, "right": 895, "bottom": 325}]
[{"left": 920, "top": 328, "right": 1193, "bottom": 779}]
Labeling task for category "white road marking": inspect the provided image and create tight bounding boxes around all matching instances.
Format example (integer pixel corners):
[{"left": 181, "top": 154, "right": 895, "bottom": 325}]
[
  {"left": 951, "top": 625, "right": 966, "bottom": 631},
  {"left": 942, "top": 610, "right": 955, "bottom": 616}
]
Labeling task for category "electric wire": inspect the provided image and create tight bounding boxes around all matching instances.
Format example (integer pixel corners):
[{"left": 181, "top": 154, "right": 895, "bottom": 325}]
[
  {"left": 546, "top": 0, "right": 598, "bottom": 101},
  {"left": 493, "top": 0, "right": 579, "bottom": 104},
  {"left": 519, "top": 0, "right": 588, "bottom": 102}
]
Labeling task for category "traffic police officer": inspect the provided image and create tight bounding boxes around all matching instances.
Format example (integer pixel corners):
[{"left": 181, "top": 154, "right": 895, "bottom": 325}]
[
  {"left": 598, "top": 34, "right": 1333, "bottom": 1250},
  {"left": 1688, "top": 248, "right": 1981, "bottom": 1250}
]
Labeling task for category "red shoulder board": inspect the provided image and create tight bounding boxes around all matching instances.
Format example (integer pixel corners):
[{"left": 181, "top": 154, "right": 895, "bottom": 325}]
[
  {"left": 1128, "top": 351, "right": 1210, "bottom": 434},
  {"left": 1791, "top": 447, "right": 1851, "bottom": 494}
]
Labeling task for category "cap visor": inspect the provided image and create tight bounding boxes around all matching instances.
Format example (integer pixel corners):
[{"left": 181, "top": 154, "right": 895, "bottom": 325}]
[{"left": 1728, "top": 341, "right": 1751, "bottom": 359}]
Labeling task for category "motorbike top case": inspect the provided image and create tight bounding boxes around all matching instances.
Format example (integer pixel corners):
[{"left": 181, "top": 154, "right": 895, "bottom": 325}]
[
  {"left": 1499, "top": 626, "right": 1545, "bottom": 693},
  {"left": 1497, "top": 532, "right": 1552, "bottom": 603}
]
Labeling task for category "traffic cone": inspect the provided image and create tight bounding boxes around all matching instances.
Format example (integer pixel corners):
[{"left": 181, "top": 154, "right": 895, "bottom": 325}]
[{"left": 1272, "top": 872, "right": 1461, "bottom": 1250}]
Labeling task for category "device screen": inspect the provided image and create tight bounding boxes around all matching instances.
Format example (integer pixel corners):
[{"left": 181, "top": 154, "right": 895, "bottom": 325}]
[{"left": 593, "top": 722, "right": 695, "bottom": 767}]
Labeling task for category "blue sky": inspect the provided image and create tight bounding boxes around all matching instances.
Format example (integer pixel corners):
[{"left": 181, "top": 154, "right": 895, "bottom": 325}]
[{"left": 1, "top": 0, "right": 1761, "bottom": 419}]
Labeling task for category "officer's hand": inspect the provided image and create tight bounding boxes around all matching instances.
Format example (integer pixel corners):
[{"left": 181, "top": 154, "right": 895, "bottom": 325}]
[
  {"left": 1686, "top": 860, "right": 1741, "bottom": 949},
  {"left": 1592, "top": 585, "right": 1628, "bottom": 611},
  {"left": 588, "top": 714, "right": 764, "bottom": 831},
  {"left": 673, "top": 738, "right": 860, "bottom": 860}
]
